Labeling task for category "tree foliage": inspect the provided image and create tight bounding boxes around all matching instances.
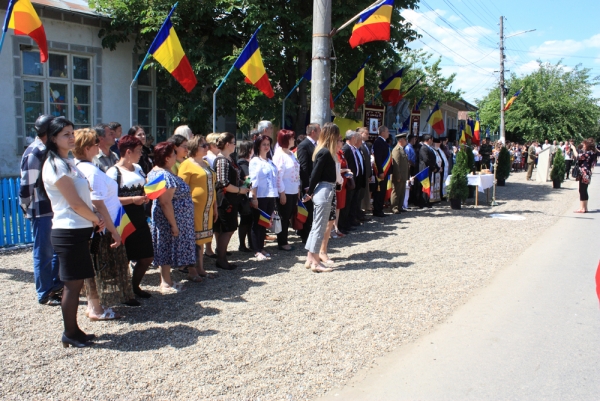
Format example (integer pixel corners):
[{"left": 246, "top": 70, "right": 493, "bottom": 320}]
[
  {"left": 476, "top": 61, "right": 600, "bottom": 143},
  {"left": 496, "top": 146, "right": 511, "bottom": 180}
]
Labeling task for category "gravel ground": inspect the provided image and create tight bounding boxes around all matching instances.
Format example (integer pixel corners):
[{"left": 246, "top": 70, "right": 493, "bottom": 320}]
[{"left": 0, "top": 171, "right": 578, "bottom": 400}]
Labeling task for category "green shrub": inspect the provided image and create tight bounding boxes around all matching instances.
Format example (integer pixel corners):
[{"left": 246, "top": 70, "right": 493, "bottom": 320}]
[
  {"left": 550, "top": 150, "right": 566, "bottom": 182},
  {"left": 448, "top": 148, "right": 470, "bottom": 201},
  {"left": 496, "top": 146, "right": 511, "bottom": 180}
]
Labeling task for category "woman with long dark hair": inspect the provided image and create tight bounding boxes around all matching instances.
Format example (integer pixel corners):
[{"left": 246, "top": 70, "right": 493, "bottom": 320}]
[
  {"left": 42, "top": 117, "right": 106, "bottom": 347},
  {"left": 126, "top": 126, "right": 153, "bottom": 174},
  {"left": 574, "top": 138, "right": 596, "bottom": 213}
]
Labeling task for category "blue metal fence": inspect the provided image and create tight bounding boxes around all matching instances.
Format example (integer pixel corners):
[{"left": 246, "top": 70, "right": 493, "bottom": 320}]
[{"left": 0, "top": 178, "right": 32, "bottom": 246}]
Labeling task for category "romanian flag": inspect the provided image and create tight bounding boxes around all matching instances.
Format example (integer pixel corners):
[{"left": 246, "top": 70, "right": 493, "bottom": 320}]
[
  {"left": 144, "top": 174, "right": 167, "bottom": 200},
  {"left": 4, "top": 0, "right": 48, "bottom": 63},
  {"left": 473, "top": 117, "right": 481, "bottom": 146},
  {"left": 114, "top": 206, "right": 136, "bottom": 244},
  {"left": 234, "top": 27, "right": 274, "bottom": 98},
  {"left": 459, "top": 122, "right": 467, "bottom": 144},
  {"left": 384, "top": 176, "right": 393, "bottom": 202},
  {"left": 258, "top": 208, "right": 271, "bottom": 228},
  {"left": 504, "top": 88, "right": 522, "bottom": 111},
  {"left": 349, "top": 0, "right": 394, "bottom": 49},
  {"left": 379, "top": 68, "right": 403, "bottom": 106},
  {"left": 415, "top": 167, "right": 430, "bottom": 197},
  {"left": 147, "top": 5, "right": 196, "bottom": 92},
  {"left": 297, "top": 199, "right": 308, "bottom": 223},
  {"left": 348, "top": 60, "right": 368, "bottom": 112},
  {"left": 465, "top": 119, "right": 473, "bottom": 141},
  {"left": 426, "top": 102, "right": 444, "bottom": 135}
]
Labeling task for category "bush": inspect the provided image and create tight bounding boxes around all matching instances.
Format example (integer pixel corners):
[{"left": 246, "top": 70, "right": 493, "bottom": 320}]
[
  {"left": 496, "top": 146, "right": 511, "bottom": 180},
  {"left": 448, "top": 149, "right": 469, "bottom": 201},
  {"left": 464, "top": 145, "right": 475, "bottom": 173},
  {"left": 551, "top": 150, "right": 566, "bottom": 182}
]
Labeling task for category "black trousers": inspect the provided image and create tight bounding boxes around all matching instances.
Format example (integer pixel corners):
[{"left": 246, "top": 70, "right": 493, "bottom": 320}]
[
  {"left": 338, "top": 188, "right": 355, "bottom": 229},
  {"left": 565, "top": 160, "right": 573, "bottom": 179},
  {"left": 579, "top": 181, "right": 589, "bottom": 201},
  {"left": 349, "top": 186, "right": 363, "bottom": 222},
  {"left": 373, "top": 179, "right": 387, "bottom": 214},
  {"left": 299, "top": 198, "right": 314, "bottom": 243},
  {"left": 276, "top": 193, "right": 297, "bottom": 247},
  {"left": 251, "top": 197, "right": 276, "bottom": 252}
]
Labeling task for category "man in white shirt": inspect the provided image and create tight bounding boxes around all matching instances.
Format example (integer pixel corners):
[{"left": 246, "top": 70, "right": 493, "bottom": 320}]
[{"left": 542, "top": 139, "right": 551, "bottom": 151}]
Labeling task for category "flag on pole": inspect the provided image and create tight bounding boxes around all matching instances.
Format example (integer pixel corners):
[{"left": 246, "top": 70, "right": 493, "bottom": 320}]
[
  {"left": 144, "top": 174, "right": 167, "bottom": 200},
  {"left": 296, "top": 199, "right": 308, "bottom": 223},
  {"left": 465, "top": 119, "right": 474, "bottom": 141},
  {"left": 233, "top": 27, "right": 274, "bottom": 98},
  {"left": 379, "top": 68, "right": 403, "bottom": 106},
  {"left": 3, "top": 0, "right": 48, "bottom": 62},
  {"left": 349, "top": 0, "right": 395, "bottom": 48},
  {"left": 415, "top": 95, "right": 425, "bottom": 111},
  {"left": 459, "top": 122, "right": 467, "bottom": 144},
  {"left": 114, "top": 206, "right": 136, "bottom": 244},
  {"left": 473, "top": 116, "right": 481, "bottom": 146},
  {"left": 426, "top": 102, "right": 445, "bottom": 135},
  {"left": 147, "top": 5, "right": 197, "bottom": 93},
  {"left": 348, "top": 60, "right": 367, "bottom": 112},
  {"left": 504, "top": 88, "right": 522, "bottom": 111},
  {"left": 257, "top": 208, "right": 271, "bottom": 228},
  {"left": 415, "top": 167, "right": 430, "bottom": 196}
]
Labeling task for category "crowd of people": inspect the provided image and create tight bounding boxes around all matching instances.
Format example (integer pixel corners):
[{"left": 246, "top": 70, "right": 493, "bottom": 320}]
[{"left": 18, "top": 113, "right": 597, "bottom": 348}]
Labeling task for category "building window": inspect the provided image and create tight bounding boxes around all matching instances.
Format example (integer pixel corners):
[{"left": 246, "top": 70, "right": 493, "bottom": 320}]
[
  {"left": 21, "top": 50, "right": 93, "bottom": 143},
  {"left": 137, "top": 67, "right": 169, "bottom": 142}
]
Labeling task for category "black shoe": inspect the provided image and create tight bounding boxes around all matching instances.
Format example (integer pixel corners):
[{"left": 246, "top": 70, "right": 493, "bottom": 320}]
[
  {"left": 358, "top": 216, "right": 372, "bottom": 222},
  {"left": 373, "top": 212, "right": 386, "bottom": 217},
  {"left": 39, "top": 294, "right": 61, "bottom": 306},
  {"left": 62, "top": 333, "right": 94, "bottom": 348},
  {"left": 122, "top": 299, "right": 141, "bottom": 307},
  {"left": 238, "top": 246, "right": 253, "bottom": 253},
  {"left": 133, "top": 288, "right": 152, "bottom": 298},
  {"left": 216, "top": 261, "right": 237, "bottom": 270}
]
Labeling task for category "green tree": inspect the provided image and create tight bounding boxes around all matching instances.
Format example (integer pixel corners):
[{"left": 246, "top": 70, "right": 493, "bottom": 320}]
[{"left": 476, "top": 61, "right": 600, "bottom": 143}]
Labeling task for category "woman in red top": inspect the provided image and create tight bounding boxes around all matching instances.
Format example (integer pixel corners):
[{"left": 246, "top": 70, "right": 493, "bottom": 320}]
[{"left": 333, "top": 147, "right": 350, "bottom": 238}]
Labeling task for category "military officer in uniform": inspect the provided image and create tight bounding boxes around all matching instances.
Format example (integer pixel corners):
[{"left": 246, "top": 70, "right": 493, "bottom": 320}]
[{"left": 391, "top": 132, "right": 410, "bottom": 214}]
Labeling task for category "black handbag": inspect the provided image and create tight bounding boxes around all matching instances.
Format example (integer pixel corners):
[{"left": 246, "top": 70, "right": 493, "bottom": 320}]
[{"left": 572, "top": 164, "right": 580, "bottom": 180}]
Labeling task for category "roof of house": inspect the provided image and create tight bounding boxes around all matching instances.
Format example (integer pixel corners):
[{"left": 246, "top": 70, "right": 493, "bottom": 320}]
[{"left": 32, "top": 0, "right": 100, "bottom": 17}]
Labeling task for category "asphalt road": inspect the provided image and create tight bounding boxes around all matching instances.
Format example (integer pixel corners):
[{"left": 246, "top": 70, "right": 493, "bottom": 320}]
[{"left": 318, "top": 182, "right": 600, "bottom": 401}]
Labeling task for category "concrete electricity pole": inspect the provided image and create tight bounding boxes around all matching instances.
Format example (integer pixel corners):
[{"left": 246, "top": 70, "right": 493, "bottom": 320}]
[
  {"left": 499, "top": 16, "right": 506, "bottom": 144},
  {"left": 310, "top": 0, "right": 332, "bottom": 128}
]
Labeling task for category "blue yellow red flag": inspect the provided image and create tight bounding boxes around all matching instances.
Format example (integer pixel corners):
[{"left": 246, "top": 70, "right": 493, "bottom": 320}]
[
  {"left": 426, "top": 102, "right": 444, "bottom": 135},
  {"left": 258, "top": 208, "right": 271, "bottom": 228},
  {"left": 4, "top": 0, "right": 47, "bottom": 62},
  {"left": 379, "top": 68, "right": 403, "bottom": 106},
  {"left": 147, "top": 4, "right": 197, "bottom": 93},
  {"left": 297, "top": 199, "right": 308, "bottom": 223},
  {"left": 114, "top": 206, "right": 136, "bottom": 244},
  {"left": 415, "top": 167, "right": 430, "bottom": 197},
  {"left": 144, "top": 174, "right": 167, "bottom": 200},
  {"left": 233, "top": 27, "right": 274, "bottom": 98},
  {"left": 473, "top": 117, "right": 481, "bottom": 146},
  {"left": 349, "top": 0, "right": 394, "bottom": 48},
  {"left": 504, "top": 88, "right": 522, "bottom": 111},
  {"left": 348, "top": 58, "right": 369, "bottom": 112}
]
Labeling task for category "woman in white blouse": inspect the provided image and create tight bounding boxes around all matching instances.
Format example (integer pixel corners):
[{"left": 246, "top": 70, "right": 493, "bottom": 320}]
[
  {"left": 272, "top": 130, "right": 300, "bottom": 251},
  {"left": 249, "top": 135, "right": 278, "bottom": 260}
]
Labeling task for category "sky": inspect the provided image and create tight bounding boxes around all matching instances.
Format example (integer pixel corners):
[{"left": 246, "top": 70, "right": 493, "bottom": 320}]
[{"left": 400, "top": 0, "right": 600, "bottom": 104}]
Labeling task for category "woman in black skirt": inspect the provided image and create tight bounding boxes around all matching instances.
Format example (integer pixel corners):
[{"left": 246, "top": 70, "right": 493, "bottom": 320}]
[
  {"left": 237, "top": 140, "right": 254, "bottom": 252},
  {"left": 42, "top": 117, "right": 105, "bottom": 348},
  {"left": 107, "top": 135, "right": 155, "bottom": 297}
]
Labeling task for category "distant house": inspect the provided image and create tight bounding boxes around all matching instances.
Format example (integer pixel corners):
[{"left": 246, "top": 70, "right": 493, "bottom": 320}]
[{"left": 0, "top": 0, "right": 172, "bottom": 177}]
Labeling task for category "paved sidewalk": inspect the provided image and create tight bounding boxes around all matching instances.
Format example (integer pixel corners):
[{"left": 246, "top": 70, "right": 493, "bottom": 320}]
[{"left": 319, "top": 182, "right": 600, "bottom": 401}]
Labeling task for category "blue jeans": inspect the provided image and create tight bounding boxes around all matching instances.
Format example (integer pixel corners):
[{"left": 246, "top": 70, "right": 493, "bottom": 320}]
[{"left": 32, "top": 216, "right": 62, "bottom": 301}]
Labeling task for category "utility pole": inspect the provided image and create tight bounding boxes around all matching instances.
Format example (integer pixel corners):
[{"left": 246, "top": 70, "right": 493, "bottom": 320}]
[
  {"left": 310, "top": 0, "right": 332, "bottom": 128},
  {"left": 499, "top": 16, "right": 506, "bottom": 144}
]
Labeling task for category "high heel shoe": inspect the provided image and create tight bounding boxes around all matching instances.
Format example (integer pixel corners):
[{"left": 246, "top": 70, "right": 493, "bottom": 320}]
[{"left": 62, "top": 333, "right": 94, "bottom": 348}]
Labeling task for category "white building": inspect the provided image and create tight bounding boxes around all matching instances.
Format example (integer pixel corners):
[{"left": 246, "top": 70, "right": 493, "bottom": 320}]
[{"left": 0, "top": 0, "right": 170, "bottom": 177}]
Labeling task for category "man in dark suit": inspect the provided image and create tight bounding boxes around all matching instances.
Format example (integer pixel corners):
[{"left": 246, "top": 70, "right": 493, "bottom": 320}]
[
  {"left": 372, "top": 126, "right": 391, "bottom": 217},
  {"left": 296, "top": 123, "right": 321, "bottom": 243},
  {"left": 340, "top": 130, "right": 365, "bottom": 232},
  {"left": 418, "top": 134, "right": 438, "bottom": 208},
  {"left": 359, "top": 127, "right": 373, "bottom": 216}
]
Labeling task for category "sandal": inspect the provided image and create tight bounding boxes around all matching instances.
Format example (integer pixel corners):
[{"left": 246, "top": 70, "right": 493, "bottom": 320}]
[
  {"left": 335, "top": 231, "right": 346, "bottom": 238},
  {"left": 186, "top": 275, "right": 203, "bottom": 283},
  {"left": 255, "top": 253, "right": 270, "bottom": 261},
  {"left": 311, "top": 263, "right": 333, "bottom": 273},
  {"left": 88, "top": 307, "right": 123, "bottom": 321},
  {"left": 330, "top": 232, "right": 339, "bottom": 239},
  {"left": 178, "top": 267, "right": 189, "bottom": 274}
]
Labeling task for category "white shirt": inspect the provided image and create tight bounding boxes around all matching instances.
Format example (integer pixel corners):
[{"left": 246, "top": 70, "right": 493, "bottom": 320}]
[
  {"left": 42, "top": 157, "right": 93, "bottom": 229},
  {"left": 272, "top": 148, "right": 300, "bottom": 194},
  {"left": 249, "top": 157, "right": 279, "bottom": 198},
  {"left": 542, "top": 144, "right": 551, "bottom": 150},
  {"left": 204, "top": 152, "right": 217, "bottom": 170},
  {"left": 76, "top": 159, "right": 121, "bottom": 223},
  {"left": 106, "top": 164, "right": 146, "bottom": 191},
  {"left": 350, "top": 144, "right": 364, "bottom": 175}
]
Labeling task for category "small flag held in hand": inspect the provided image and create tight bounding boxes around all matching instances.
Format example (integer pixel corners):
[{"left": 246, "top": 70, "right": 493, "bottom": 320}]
[
  {"left": 415, "top": 167, "right": 430, "bottom": 197},
  {"left": 114, "top": 206, "right": 135, "bottom": 244},
  {"left": 297, "top": 199, "right": 308, "bottom": 223},
  {"left": 258, "top": 208, "right": 271, "bottom": 228},
  {"left": 144, "top": 174, "right": 167, "bottom": 200}
]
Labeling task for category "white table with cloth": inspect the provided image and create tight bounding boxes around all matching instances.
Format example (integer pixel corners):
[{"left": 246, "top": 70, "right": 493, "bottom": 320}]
[{"left": 445, "top": 174, "right": 495, "bottom": 205}]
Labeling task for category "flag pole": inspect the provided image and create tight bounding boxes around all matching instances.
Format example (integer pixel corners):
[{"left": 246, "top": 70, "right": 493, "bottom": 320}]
[
  {"left": 0, "top": 0, "right": 17, "bottom": 56},
  {"left": 213, "top": 24, "right": 263, "bottom": 133},
  {"left": 129, "top": 2, "right": 179, "bottom": 128},
  {"left": 330, "top": 0, "right": 385, "bottom": 36}
]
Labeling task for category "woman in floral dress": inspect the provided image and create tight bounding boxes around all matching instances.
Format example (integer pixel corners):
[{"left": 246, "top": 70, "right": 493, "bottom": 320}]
[{"left": 148, "top": 142, "right": 196, "bottom": 293}]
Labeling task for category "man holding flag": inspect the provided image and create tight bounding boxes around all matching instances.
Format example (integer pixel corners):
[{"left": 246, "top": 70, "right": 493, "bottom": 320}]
[
  {"left": 372, "top": 126, "right": 392, "bottom": 217},
  {"left": 418, "top": 134, "right": 438, "bottom": 208}
]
